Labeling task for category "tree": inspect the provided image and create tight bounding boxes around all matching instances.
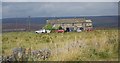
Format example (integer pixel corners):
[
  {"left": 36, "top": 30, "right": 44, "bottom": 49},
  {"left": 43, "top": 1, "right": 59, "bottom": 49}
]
[
  {"left": 58, "top": 26, "right": 63, "bottom": 30},
  {"left": 43, "top": 24, "right": 53, "bottom": 30}
]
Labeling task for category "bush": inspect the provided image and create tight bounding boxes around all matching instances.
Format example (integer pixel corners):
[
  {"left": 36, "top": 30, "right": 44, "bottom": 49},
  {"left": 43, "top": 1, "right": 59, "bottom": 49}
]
[
  {"left": 43, "top": 24, "right": 53, "bottom": 30},
  {"left": 58, "top": 26, "right": 63, "bottom": 30},
  {"left": 98, "top": 51, "right": 109, "bottom": 59}
]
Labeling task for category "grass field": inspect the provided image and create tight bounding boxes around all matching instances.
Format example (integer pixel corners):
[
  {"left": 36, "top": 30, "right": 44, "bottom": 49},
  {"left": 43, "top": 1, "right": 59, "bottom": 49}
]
[{"left": 2, "top": 29, "right": 118, "bottom": 61}]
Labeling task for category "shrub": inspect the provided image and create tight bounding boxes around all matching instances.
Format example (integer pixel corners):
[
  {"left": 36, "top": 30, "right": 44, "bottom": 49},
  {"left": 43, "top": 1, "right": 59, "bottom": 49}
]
[
  {"left": 43, "top": 24, "right": 53, "bottom": 30},
  {"left": 98, "top": 51, "right": 109, "bottom": 59},
  {"left": 2, "top": 29, "right": 118, "bottom": 61},
  {"left": 58, "top": 26, "right": 63, "bottom": 30}
]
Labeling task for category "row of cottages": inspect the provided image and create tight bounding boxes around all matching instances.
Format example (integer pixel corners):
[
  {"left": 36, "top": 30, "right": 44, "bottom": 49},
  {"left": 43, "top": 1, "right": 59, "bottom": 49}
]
[{"left": 46, "top": 18, "right": 93, "bottom": 31}]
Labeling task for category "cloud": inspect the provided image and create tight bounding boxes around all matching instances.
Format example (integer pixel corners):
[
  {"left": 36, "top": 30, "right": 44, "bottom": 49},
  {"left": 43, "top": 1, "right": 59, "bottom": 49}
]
[
  {"left": 2, "top": 0, "right": 120, "bottom": 2},
  {"left": 0, "top": 2, "right": 2, "bottom": 19},
  {"left": 2, "top": 2, "right": 118, "bottom": 18}
]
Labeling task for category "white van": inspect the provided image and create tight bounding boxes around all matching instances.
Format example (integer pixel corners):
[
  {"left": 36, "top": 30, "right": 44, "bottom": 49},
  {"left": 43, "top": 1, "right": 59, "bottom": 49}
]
[{"left": 35, "top": 29, "right": 51, "bottom": 33}]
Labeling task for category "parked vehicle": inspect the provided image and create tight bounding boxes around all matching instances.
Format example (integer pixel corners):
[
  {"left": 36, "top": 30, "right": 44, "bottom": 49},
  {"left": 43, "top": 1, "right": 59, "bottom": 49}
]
[
  {"left": 76, "top": 27, "right": 83, "bottom": 32},
  {"left": 86, "top": 28, "right": 93, "bottom": 31},
  {"left": 77, "top": 29, "right": 82, "bottom": 32},
  {"left": 35, "top": 29, "right": 51, "bottom": 33},
  {"left": 55, "top": 29, "right": 64, "bottom": 33},
  {"left": 46, "top": 30, "right": 51, "bottom": 33}
]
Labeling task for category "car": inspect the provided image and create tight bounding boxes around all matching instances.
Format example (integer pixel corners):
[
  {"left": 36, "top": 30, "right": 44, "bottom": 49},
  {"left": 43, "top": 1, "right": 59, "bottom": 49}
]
[
  {"left": 35, "top": 29, "right": 51, "bottom": 34},
  {"left": 46, "top": 30, "right": 51, "bottom": 33},
  {"left": 86, "top": 28, "right": 93, "bottom": 31},
  {"left": 76, "top": 29, "right": 82, "bottom": 32},
  {"left": 76, "top": 27, "right": 84, "bottom": 32},
  {"left": 35, "top": 29, "right": 46, "bottom": 33},
  {"left": 55, "top": 29, "right": 64, "bottom": 33}
]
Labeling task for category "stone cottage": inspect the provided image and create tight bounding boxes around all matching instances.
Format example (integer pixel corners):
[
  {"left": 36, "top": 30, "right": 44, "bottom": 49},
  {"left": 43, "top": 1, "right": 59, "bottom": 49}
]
[{"left": 46, "top": 18, "right": 93, "bottom": 31}]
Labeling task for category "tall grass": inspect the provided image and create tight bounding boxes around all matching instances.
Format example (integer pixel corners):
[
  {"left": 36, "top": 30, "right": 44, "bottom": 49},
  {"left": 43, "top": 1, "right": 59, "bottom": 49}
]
[{"left": 2, "top": 29, "right": 118, "bottom": 61}]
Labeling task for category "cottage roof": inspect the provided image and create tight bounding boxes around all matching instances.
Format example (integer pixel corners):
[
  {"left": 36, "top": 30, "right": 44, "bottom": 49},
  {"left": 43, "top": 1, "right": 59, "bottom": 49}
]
[{"left": 47, "top": 18, "right": 89, "bottom": 24}]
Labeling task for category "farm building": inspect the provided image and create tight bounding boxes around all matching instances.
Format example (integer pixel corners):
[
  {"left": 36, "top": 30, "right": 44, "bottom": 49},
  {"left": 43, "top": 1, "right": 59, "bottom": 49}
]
[{"left": 46, "top": 18, "right": 93, "bottom": 31}]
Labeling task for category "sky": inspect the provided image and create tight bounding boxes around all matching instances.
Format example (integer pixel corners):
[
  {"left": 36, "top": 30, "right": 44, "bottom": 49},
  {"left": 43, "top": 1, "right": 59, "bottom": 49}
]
[
  {"left": 2, "top": 2, "right": 118, "bottom": 18},
  {"left": 0, "top": 2, "right": 1, "bottom": 19},
  {"left": 1, "top": 0, "right": 119, "bottom": 18},
  {"left": 2, "top": 0, "right": 120, "bottom": 2}
]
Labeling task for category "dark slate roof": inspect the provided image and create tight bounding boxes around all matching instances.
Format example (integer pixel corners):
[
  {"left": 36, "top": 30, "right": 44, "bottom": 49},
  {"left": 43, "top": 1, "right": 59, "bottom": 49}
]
[{"left": 47, "top": 18, "right": 87, "bottom": 24}]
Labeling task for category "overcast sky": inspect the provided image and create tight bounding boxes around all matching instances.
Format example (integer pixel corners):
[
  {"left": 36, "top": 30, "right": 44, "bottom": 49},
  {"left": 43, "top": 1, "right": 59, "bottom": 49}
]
[
  {"left": 2, "top": 0, "right": 120, "bottom": 2},
  {"left": 2, "top": 2, "right": 118, "bottom": 18}
]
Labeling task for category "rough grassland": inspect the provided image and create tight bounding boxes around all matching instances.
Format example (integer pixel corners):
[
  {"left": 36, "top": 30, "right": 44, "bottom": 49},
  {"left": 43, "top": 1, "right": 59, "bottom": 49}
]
[{"left": 2, "top": 29, "right": 118, "bottom": 61}]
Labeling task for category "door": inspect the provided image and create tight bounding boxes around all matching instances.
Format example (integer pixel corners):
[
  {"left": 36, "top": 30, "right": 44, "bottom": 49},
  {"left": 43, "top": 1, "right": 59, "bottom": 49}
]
[{"left": 66, "top": 27, "right": 70, "bottom": 32}]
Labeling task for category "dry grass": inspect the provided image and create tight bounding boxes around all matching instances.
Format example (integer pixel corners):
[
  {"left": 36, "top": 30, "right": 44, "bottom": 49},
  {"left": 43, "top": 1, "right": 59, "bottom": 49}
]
[{"left": 2, "top": 29, "right": 118, "bottom": 61}]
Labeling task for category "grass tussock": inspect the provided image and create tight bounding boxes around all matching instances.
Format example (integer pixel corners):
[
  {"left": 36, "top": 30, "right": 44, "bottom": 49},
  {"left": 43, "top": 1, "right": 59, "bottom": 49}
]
[{"left": 2, "top": 29, "right": 118, "bottom": 61}]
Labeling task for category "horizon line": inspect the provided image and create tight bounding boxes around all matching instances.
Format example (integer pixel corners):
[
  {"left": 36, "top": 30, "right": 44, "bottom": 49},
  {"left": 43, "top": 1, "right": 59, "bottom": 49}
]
[{"left": 2, "top": 15, "right": 118, "bottom": 19}]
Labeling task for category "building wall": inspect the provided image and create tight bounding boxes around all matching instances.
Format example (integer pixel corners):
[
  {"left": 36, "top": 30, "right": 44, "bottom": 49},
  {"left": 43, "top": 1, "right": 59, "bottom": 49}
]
[
  {"left": 48, "top": 19, "right": 93, "bottom": 31},
  {"left": 53, "top": 23, "right": 84, "bottom": 30}
]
